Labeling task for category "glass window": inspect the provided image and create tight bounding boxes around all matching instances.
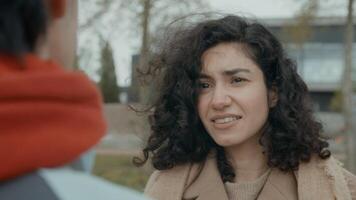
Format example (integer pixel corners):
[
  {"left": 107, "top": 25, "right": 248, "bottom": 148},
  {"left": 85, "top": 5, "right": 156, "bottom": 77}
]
[{"left": 286, "top": 43, "right": 356, "bottom": 84}]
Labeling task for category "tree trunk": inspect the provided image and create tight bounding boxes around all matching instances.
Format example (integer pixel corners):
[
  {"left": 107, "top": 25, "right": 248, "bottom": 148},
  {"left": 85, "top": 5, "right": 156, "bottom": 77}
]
[
  {"left": 138, "top": 0, "right": 151, "bottom": 104},
  {"left": 343, "top": 0, "right": 355, "bottom": 173}
]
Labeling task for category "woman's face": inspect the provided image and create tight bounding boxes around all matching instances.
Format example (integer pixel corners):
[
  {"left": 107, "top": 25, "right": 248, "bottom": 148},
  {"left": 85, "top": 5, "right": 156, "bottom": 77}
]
[{"left": 197, "top": 42, "right": 277, "bottom": 148}]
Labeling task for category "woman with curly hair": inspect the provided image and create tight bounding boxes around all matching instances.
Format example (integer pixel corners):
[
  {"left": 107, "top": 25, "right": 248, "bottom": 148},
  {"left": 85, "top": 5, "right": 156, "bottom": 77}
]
[{"left": 135, "top": 15, "right": 356, "bottom": 200}]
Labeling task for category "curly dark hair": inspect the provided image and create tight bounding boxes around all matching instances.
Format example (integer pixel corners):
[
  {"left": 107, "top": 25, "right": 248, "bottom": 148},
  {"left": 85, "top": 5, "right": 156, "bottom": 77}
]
[{"left": 134, "top": 14, "right": 330, "bottom": 182}]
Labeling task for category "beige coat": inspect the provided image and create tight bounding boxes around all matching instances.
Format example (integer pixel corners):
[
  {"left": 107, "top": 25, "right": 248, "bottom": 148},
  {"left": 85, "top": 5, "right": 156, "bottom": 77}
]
[{"left": 145, "top": 155, "right": 356, "bottom": 200}]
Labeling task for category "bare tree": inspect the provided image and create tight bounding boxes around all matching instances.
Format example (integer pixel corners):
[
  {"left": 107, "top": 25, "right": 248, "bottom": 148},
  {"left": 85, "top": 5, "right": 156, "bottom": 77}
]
[
  {"left": 77, "top": 0, "right": 124, "bottom": 79},
  {"left": 343, "top": 0, "right": 355, "bottom": 173},
  {"left": 79, "top": 0, "right": 112, "bottom": 31},
  {"left": 78, "top": 0, "right": 209, "bottom": 103},
  {"left": 123, "top": 0, "right": 209, "bottom": 103}
]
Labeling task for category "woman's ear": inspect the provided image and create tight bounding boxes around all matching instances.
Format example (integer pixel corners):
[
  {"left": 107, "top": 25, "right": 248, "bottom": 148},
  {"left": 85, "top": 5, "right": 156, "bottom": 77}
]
[
  {"left": 268, "top": 86, "right": 278, "bottom": 108},
  {"left": 50, "top": 0, "right": 66, "bottom": 19}
]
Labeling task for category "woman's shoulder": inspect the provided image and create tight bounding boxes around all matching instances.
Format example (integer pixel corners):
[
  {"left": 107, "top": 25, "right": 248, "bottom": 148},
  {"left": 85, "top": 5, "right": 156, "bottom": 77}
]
[
  {"left": 342, "top": 168, "right": 356, "bottom": 199},
  {"left": 320, "top": 155, "right": 356, "bottom": 199}
]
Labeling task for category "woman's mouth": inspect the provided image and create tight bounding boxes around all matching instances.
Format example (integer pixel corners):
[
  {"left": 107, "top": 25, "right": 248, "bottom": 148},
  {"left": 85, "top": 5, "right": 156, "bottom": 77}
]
[
  {"left": 213, "top": 116, "right": 241, "bottom": 124},
  {"left": 210, "top": 115, "right": 242, "bottom": 129}
]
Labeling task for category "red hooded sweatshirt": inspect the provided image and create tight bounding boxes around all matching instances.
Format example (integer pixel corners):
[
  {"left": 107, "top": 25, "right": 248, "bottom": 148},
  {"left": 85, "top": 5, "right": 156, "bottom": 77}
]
[{"left": 0, "top": 54, "right": 107, "bottom": 180}]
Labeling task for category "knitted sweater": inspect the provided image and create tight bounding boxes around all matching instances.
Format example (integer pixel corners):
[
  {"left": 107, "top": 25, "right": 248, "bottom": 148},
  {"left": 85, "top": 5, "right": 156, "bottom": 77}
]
[{"left": 224, "top": 168, "right": 272, "bottom": 200}]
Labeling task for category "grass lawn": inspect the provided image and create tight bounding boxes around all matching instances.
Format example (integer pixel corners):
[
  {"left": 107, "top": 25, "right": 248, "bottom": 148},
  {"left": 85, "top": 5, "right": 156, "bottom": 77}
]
[{"left": 93, "top": 154, "right": 152, "bottom": 192}]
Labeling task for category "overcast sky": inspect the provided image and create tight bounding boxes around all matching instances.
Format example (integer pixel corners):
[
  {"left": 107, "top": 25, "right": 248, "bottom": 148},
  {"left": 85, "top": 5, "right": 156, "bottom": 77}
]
[
  {"left": 208, "top": 0, "right": 300, "bottom": 18},
  {"left": 78, "top": 0, "right": 349, "bottom": 86}
]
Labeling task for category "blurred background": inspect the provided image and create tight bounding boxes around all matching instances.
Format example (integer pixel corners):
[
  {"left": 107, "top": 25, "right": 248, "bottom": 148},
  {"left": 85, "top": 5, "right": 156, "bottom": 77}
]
[{"left": 75, "top": 0, "right": 356, "bottom": 192}]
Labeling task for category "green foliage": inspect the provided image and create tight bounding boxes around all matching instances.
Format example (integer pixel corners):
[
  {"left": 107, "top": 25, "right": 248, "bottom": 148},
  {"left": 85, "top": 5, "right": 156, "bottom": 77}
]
[
  {"left": 99, "top": 42, "right": 120, "bottom": 103},
  {"left": 330, "top": 90, "right": 343, "bottom": 112},
  {"left": 93, "top": 154, "right": 152, "bottom": 192}
]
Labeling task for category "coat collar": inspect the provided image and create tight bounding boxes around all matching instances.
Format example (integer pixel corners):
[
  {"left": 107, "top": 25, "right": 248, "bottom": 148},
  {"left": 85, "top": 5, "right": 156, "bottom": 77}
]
[
  {"left": 297, "top": 155, "right": 352, "bottom": 200},
  {"left": 183, "top": 155, "right": 298, "bottom": 200},
  {"left": 145, "top": 154, "right": 352, "bottom": 200}
]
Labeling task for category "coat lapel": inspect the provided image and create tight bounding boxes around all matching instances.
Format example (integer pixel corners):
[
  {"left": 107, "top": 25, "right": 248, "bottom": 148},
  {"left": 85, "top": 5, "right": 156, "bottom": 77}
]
[
  {"left": 257, "top": 169, "right": 298, "bottom": 200},
  {"left": 183, "top": 156, "right": 229, "bottom": 200},
  {"left": 183, "top": 157, "right": 299, "bottom": 200},
  {"left": 145, "top": 163, "right": 192, "bottom": 200}
]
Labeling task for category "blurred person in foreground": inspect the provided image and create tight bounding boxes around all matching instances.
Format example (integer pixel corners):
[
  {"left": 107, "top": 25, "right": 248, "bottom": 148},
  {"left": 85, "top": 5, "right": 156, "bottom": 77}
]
[
  {"left": 135, "top": 15, "right": 356, "bottom": 200},
  {"left": 0, "top": 0, "right": 148, "bottom": 199}
]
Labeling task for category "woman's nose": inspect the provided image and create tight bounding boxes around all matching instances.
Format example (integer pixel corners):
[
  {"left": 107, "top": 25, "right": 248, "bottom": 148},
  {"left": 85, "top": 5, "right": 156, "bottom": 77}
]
[{"left": 211, "top": 88, "right": 232, "bottom": 110}]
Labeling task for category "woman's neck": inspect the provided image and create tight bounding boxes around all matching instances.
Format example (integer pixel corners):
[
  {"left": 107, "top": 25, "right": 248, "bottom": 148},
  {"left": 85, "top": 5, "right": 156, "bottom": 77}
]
[{"left": 225, "top": 134, "right": 268, "bottom": 182}]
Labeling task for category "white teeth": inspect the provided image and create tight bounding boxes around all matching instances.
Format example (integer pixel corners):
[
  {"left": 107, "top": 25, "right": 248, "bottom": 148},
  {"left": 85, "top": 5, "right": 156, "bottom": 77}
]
[{"left": 214, "top": 116, "right": 239, "bottom": 124}]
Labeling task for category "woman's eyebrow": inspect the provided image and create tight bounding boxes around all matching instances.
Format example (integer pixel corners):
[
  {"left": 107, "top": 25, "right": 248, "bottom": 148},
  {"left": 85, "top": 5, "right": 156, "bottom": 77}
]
[
  {"left": 199, "top": 68, "right": 251, "bottom": 79},
  {"left": 223, "top": 68, "right": 251, "bottom": 76}
]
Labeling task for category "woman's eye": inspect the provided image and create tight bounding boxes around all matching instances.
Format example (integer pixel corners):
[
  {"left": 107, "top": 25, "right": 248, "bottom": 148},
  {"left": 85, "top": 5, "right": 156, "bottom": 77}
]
[
  {"left": 231, "top": 77, "right": 245, "bottom": 84},
  {"left": 199, "top": 82, "right": 210, "bottom": 89}
]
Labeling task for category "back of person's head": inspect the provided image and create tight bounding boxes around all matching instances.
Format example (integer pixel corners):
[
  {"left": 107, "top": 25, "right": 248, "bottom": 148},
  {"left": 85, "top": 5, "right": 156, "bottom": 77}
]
[
  {"left": 0, "top": 0, "right": 67, "bottom": 55},
  {"left": 0, "top": 0, "right": 76, "bottom": 68},
  {"left": 0, "top": 0, "right": 48, "bottom": 55}
]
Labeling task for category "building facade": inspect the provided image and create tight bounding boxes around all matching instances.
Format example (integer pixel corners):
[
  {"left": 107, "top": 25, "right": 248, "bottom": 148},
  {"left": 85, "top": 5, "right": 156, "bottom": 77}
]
[{"left": 263, "top": 16, "right": 356, "bottom": 112}]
